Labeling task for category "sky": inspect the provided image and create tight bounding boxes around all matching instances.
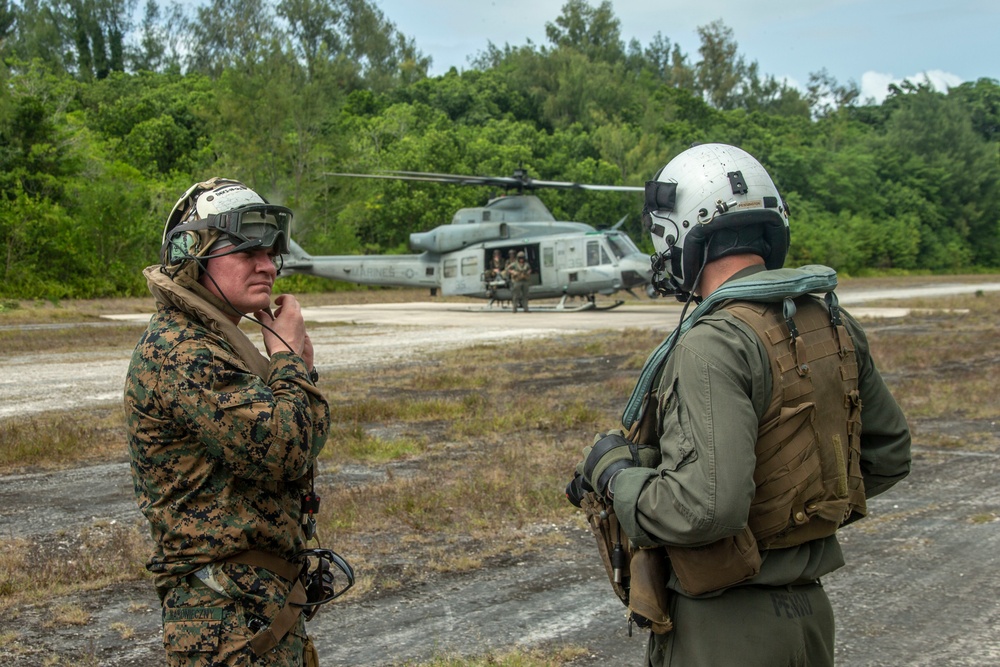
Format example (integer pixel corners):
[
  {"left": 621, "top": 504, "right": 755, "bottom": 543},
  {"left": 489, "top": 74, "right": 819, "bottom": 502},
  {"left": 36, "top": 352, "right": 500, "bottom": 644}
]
[{"left": 372, "top": 0, "right": 998, "bottom": 104}]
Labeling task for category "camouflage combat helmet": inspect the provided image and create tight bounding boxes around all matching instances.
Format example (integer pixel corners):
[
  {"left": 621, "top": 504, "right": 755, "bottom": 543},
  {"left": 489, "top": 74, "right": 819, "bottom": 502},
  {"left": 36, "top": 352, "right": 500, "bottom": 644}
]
[{"left": 160, "top": 178, "right": 291, "bottom": 274}]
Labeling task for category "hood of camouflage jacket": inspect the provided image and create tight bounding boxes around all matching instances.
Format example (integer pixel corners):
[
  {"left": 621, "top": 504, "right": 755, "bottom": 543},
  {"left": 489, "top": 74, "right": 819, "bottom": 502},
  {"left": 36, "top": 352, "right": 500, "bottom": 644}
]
[{"left": 143, "top": 265, "right": 271, "bottom": 379}]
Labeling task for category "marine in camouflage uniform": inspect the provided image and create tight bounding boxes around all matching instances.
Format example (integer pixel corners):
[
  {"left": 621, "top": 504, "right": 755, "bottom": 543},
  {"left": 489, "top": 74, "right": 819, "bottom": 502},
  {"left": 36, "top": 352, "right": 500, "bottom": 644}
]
[
  {"left": 125, "top": 178, "right": 331, "bottom": 666},
  {"left": 506, "top": 251, "right": 532, "bottom": 312}
]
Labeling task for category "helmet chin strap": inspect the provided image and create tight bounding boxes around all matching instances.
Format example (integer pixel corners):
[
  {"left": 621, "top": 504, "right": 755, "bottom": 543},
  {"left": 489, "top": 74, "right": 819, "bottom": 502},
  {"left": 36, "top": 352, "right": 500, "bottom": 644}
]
[
  {"left": 651, "top": 237, "right": 714, "bottom": 364},
  {"left": 164, "top": 248, "right": 297, "bottom": 360},
  {"left": 650, "top": 235, "right": 713, "bottom": 303}
]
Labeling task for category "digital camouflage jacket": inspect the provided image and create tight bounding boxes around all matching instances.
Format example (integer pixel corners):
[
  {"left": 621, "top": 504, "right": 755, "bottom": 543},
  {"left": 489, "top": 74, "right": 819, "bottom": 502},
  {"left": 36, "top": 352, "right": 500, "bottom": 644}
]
[
  {"left": 506, "top": 259, "right": 532, "bottom": 282},
  {"left": 125, "top": 300, "right": 330, "bottom": 589}
]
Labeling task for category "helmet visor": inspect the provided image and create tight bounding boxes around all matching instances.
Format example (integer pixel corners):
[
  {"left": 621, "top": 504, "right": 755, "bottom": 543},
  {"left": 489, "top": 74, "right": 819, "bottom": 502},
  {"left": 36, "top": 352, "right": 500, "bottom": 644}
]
[{"left": 206, "top": 204, "right": 291, "bottom": 255}]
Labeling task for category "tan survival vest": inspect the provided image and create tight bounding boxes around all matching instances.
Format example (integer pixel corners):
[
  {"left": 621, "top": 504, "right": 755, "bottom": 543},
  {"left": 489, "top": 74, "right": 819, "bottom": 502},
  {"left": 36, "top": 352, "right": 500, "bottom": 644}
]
[
  {"left": 726, "top": 294, "right": 867, "bottom": 549},
  {"left": 654, "top": 293, "right": 867, "bottom": 595}
]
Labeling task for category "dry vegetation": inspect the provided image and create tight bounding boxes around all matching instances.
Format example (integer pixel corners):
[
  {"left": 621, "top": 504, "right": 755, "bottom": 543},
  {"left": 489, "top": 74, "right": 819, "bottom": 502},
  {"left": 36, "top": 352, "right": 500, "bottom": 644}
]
[
  {"left": 859, "top": 291, "right": 1000, "bottom": 447},
  {"left": 308, "top": 330, "right": 657, "bottom": 596},
  {"left": 0, "top": 299, "right": 660, "bottom": 614},
  {"left": 1, "top": 283, "right": 998, "bottom": 666}
]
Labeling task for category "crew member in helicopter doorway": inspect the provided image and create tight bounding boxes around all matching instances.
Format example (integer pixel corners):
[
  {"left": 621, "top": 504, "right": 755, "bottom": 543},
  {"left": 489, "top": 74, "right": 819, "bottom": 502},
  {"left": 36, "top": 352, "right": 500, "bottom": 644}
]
[{"left": 507, "top": 250, "right": 533, "bottom": 312}]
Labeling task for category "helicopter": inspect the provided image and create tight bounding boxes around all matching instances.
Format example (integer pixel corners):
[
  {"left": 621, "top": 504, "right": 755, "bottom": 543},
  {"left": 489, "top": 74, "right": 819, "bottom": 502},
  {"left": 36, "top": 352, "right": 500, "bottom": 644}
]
[{"left": 281, "top": 169, "right": 655, "bottom": 311}]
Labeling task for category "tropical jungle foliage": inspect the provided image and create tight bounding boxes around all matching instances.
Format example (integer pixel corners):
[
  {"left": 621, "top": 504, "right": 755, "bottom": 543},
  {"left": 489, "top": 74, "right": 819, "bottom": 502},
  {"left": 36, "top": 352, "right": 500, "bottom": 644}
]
[{"left": 1, "top": 0, "right": 999, "bottom": 299}]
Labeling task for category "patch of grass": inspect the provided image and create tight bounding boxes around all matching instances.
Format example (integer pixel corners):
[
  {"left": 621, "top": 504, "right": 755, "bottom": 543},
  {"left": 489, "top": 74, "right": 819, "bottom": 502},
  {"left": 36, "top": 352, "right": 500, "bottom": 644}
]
[
  {"left": 407, "top": 645, "right": 589, "bottom": 666},
  {"left": 894, "top": 374, "right": 1000, "bottom": 420},
  {"left": 126, "top": 601, "right": 151, "bottom": 614},
  {"left": 332, "top": 430, "right": 427, "bottom": 463},
  {"left": 45, "top": 604, "right": 91, "bottom": 628},
  {"left": 0, "top": 521, "right": 151, "bottom": 607},
  {"left": 45, "top": 653, "right": 100, "bottom": 667},
  {"left": 0, "top": 324, "right": 146, "bottom": 357},
  {"left": 0, "top": 538, "right": 30, "bottom": 600},
  {"left": 316, "top": 427, "right": 591, "bottom": 586},
  {"left": 109, "top": 622, "right": 135, "bottom": 640},
  {"left": 0, "top": 296, "right": 155, "bottom": 325},
  {"left": 425, "top": 548, "right": 484, "bottom": 574},
  {"left": 864, "top": 295, "right": 1000, "bottom": 422},
  {"left": 410, "top": 366, "right": 491, "bottom": 391},
  {"left": 916, "top": 432, "right": 966, "bottom": 449},
  {"left": 0, "top": 408, "right": 126, "bottom": 472}
]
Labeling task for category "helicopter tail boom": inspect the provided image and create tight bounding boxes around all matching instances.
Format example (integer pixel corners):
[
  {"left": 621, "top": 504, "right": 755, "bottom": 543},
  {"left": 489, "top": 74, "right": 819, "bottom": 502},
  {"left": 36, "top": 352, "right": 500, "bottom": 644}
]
[{"left": 282, "top": 240, "right": 439, "bottom": 289}]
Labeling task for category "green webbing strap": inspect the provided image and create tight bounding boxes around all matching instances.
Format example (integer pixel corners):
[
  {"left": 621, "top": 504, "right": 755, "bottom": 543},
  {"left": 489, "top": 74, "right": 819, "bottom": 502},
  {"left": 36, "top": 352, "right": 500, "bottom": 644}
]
[
  {"left": 621, "top": 265, "right": 840, "bottom": 429},
  {"left": 225, "top": 550, "right": 308, "bottom": 656},
  {"left": 248, "top": 578, "right": 308, "bottom": 656}
]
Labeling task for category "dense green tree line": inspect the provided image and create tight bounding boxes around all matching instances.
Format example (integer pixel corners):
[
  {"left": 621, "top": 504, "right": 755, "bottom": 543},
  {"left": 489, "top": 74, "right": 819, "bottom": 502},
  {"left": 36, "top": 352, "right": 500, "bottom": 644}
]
[{"left": 1, "top": 0, "right": 998, "bottom": 299}]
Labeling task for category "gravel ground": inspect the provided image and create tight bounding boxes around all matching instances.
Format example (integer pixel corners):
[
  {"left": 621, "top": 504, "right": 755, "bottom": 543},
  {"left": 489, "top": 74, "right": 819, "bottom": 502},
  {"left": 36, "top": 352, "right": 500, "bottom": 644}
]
[{"left": 1, "top": 280, "right": 999, "bottom": 666}]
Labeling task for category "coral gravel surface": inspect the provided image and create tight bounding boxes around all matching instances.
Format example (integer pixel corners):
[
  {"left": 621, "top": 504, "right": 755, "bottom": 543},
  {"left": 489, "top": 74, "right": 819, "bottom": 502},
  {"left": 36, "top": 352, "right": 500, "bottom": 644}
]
[{"left": 2, "top": 280, "right": 999, "bottom": 666}]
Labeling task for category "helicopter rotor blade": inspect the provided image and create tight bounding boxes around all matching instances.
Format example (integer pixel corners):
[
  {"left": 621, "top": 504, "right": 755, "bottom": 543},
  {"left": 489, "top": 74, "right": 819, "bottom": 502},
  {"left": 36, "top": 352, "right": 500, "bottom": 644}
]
[
  {"left": 324, "top": 172, "right": 476, "bottom": 185},
  {"left": 525, "top": 179, "right": 644, "bottom": 192},
  {"left": 387, "top": 171, "right": 529, "bottom": 189},
  {"left": 325, "top": 170, "right": 643, "bottom": 193}
]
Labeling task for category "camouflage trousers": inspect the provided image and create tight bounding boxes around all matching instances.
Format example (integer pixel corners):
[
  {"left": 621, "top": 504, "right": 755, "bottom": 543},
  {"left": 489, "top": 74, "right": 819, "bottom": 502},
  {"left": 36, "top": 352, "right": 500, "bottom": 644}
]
[
  {"left": 511, "top": 281, "right": 530, "bottom": 311},
  {"left": 159, "top": 562, "right": 310, "bottom": 667}
]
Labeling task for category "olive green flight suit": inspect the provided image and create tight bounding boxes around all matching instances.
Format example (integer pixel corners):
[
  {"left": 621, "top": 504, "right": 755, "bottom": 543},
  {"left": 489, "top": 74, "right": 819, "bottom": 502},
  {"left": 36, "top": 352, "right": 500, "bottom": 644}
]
[{"left": 611, "top": 266, "right": 911, "bottom": 667}]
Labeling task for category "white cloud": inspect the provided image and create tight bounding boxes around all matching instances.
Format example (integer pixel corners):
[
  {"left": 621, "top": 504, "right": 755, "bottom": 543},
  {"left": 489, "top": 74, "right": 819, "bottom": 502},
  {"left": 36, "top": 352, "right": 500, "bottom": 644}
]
[{"left": 860, "top": 69, "right": 965, "bottom": 104}]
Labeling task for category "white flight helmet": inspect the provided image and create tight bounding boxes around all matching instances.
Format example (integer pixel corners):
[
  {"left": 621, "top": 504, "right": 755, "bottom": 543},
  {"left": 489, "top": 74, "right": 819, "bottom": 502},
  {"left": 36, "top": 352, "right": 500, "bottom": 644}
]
[
  {"left": 160, "top": 177, "right": 291, "bottom": 272},
  {"left": 644, "top": 143, "right": 789, "bottom": 299}
]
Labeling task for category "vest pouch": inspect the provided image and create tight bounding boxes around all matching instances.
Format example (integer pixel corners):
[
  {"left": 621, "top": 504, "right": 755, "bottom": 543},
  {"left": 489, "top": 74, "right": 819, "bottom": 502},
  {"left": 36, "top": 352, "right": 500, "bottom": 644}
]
[
  {"left": 304, "top": 635, "right": 320, "bottom": 667},
  {"left": 628, "top": 547, "right": 673, "bottom": 634},
  {"left": 666, "top": 525, "right": 762, "bottom": 596},
  {"left": 580, "top": 492, "right": 630, "bottom": 605}
]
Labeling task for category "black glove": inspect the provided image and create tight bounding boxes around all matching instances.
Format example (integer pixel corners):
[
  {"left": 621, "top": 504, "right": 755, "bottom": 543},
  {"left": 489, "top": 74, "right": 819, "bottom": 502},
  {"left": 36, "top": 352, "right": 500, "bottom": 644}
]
[
  {"left": 565, "top": 472, "right": 593, "bottom": 508},
  {"left": 583, "top": 432, "right": 637, "bottom": 498}
]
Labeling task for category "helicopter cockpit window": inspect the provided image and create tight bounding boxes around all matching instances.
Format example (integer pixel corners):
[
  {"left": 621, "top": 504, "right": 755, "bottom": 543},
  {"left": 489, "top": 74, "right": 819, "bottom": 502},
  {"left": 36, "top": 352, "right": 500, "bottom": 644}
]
[
  {"left": 586, "top": 240, "right": 612, "bottom": 266},
  {"left": 605, "top": 234, "right": 635, "bottom": 260}
]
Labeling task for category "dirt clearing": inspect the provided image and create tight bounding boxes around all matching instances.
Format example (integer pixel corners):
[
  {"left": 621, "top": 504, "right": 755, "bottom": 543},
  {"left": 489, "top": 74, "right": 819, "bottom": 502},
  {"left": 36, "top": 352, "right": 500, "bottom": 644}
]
[{"left": 1, "top": 278, "right": 999, "bottom": 666}]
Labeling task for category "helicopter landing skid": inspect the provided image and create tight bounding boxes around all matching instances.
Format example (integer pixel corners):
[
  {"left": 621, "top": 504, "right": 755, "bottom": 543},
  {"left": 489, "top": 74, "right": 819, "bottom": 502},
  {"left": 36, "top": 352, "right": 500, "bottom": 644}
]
[
  {"left": 512, "top": 296, "right": 626, "bottom": 312},
  {"left": 548, "top": 294, "right": 626, "bottom": 311},
  {"left": 470, "top": 295, "right": 625, "bottom": 312}
]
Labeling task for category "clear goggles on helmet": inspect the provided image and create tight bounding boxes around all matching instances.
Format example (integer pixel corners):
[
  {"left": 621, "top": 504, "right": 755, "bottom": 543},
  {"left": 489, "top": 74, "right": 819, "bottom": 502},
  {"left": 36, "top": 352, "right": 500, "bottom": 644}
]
[{"left": 202, "top": 204, "right": 292, "bottom": 256}]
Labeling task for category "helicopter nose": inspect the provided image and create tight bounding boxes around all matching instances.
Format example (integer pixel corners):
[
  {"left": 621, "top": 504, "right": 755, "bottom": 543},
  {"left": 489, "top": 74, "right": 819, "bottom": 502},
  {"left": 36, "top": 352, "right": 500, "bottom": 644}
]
[{"left": 619, "top": 255, "right": 653, "bottom": 289}]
